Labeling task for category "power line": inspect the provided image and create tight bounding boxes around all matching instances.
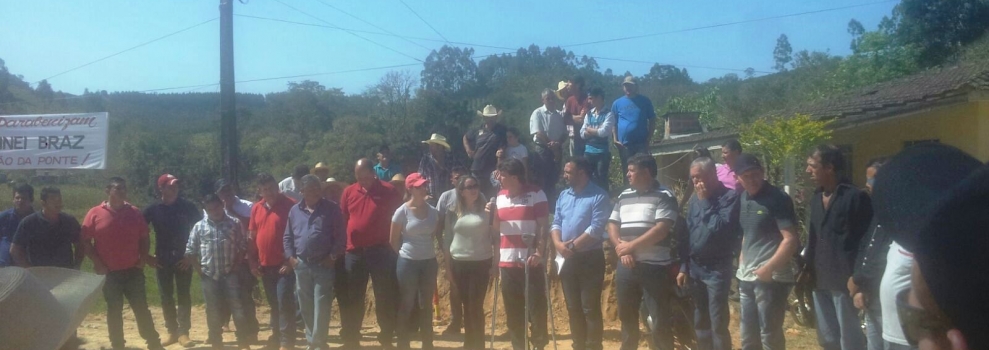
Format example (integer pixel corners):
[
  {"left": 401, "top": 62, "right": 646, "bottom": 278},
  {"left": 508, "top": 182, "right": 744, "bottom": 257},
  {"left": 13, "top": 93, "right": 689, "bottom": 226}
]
[
  {"left": 236, "top": 14, "right": 767, "bottom": 74},
  {"left": 271, "top": 0, "right": 423, "bottom": 62},
  {"left": 311, "top": 0, "right": 432, "bottom": 51},
  {"left": 236, "top": 14, "right": 515, "bottom": 50},
  {"left": 562, "top": 0, "right": 897, "bottom": 48},
  {"left": 591, "top": 56, "right": 773, "bottom": 74},
  {"left": 39, "top": 17, "right": 218, "bottom": 83},
  {"left": 397, "top": 0, "right": 449, "bottom": 43}
]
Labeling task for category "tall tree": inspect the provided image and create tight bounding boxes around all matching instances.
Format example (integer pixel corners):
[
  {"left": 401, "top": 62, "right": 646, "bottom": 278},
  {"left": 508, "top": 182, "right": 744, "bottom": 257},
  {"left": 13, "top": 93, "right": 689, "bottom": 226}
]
[
  {"left": 421, "top": 46, "right": 478, "bottom": 96},
  {"left": 35, "top": 79, "right": 54, "bottom": 106},
  {"left": 897, "top": 0, "right": 989, "bottom": 67},
  {"left": 773, "top": 34, "right": 793, "bottom": 72}
]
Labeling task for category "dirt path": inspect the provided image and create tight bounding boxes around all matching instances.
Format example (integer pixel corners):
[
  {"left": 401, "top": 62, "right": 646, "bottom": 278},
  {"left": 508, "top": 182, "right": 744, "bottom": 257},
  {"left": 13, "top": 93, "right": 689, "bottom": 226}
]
[{"left": 75, "top": 302, "right": 817, "bottom": 350}]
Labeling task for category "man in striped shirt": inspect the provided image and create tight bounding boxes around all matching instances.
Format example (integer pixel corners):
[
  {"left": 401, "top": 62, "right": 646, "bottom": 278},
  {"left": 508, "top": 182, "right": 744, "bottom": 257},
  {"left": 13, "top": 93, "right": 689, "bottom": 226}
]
[
  {"left": 183, "top": 194, "right": 251, "bottom": 350},
  {"left": 493, "top": 158, "right": 550, "bottom": 350},
  {"left": 608, "top": 153, "right": 679, "bottom": 350}
]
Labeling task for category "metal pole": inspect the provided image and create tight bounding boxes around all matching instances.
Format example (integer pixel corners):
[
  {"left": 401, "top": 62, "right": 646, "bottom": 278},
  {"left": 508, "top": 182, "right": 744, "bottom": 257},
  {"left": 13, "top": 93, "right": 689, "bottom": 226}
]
[
  {"left": 219, "top": 0, "right": 239, "bottom": 190},
  {"left": 490, "top": 272, "right": 500, "bottom": 350}
]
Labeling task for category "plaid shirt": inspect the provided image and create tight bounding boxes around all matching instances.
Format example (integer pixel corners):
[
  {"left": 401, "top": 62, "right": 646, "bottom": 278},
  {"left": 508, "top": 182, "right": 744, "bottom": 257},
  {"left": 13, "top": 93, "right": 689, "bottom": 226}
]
[
  {"left": 185, "top": 215, "right": 247, "bottom": 280},
  {"left": 419, "top": 153, "right": 461, "bottom": 198}
]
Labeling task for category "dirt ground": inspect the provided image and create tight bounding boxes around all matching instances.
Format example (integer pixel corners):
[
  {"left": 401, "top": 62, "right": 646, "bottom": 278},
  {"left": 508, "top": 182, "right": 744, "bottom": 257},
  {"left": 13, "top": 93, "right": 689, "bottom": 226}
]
[{"left": 76, "top": 251, "right": 819, "bottom": 349}]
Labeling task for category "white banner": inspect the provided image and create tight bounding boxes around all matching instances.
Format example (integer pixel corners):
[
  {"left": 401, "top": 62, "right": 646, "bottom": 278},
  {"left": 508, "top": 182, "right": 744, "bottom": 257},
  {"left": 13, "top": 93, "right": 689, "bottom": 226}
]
[{"left": 0, "top": 112, "right": 108, "bottom": 169}]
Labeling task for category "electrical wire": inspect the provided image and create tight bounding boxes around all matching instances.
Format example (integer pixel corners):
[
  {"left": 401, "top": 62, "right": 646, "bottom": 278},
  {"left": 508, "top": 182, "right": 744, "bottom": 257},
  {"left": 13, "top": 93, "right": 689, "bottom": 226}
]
[
  {"left": 271, "top": 0, "right": 423, "bottom": 62},
  {"left": 39, "top": 17, "right": 218, "bottom": 82},
  {"left": 561, "top": 0, "right": 897, "bottom": 48},
  {"left": 397, "top": 0, "right": 449, "bottom": 43},
  {"left": 311, "top": 0, "right": 431, "bottom": 50}
]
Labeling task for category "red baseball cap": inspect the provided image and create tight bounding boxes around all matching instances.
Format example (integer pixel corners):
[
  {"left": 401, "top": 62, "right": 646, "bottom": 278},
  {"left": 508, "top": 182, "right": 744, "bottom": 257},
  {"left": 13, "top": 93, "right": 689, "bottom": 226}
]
[
  {"left": 157, "top": 174, "right": 179, "bottom": 188},
  {"left": 405, "top": 172, "right": 428, "bottom": 189}
]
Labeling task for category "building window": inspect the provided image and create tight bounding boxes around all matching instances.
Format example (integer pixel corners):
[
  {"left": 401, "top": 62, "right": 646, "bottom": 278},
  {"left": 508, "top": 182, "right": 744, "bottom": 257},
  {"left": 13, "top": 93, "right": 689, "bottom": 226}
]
[{"left": 904, "top": 139, "right": 940, "bottom": 148}]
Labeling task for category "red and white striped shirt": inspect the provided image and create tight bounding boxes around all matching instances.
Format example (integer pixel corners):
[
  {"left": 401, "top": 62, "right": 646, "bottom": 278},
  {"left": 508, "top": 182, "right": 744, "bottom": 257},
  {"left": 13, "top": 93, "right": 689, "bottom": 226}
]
[{"left": 496, "top": 185, "right": 549, "bottom": 268}]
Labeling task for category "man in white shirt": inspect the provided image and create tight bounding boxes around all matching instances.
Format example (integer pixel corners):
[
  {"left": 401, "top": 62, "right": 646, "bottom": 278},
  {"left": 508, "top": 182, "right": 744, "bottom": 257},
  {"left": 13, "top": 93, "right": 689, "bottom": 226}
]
[
  {"left": 279, "top": 164, "right": 309, "bottom": 202},
  {"left": 530, "top": 88, "right": 566, "bottom": 206}
]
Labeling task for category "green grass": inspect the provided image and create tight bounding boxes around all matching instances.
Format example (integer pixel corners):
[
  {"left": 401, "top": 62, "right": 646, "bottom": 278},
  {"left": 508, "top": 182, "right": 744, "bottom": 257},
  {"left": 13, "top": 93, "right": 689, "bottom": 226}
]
[{"left": 55, "top": 185, "right": 207, "bottom": 313}]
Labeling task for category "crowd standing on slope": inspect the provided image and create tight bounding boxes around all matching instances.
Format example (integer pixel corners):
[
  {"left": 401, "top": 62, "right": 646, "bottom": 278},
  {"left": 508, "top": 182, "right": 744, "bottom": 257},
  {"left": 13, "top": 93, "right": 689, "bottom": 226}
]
[{"left": 1, "top": 75, "right": 988, "bottom": 350}]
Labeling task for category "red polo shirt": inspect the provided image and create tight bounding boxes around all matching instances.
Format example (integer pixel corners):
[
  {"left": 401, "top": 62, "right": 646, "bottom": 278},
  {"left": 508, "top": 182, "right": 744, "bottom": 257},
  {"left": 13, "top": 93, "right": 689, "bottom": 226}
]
[
  {"left": 249, "top": 194, "right": 296, "bottom": 267},
  {"left": 340, "top": 180, "right": 401, "bottom": 251},
  {"left": 81, "top": 202, "right": 149, "bottom": 272}
]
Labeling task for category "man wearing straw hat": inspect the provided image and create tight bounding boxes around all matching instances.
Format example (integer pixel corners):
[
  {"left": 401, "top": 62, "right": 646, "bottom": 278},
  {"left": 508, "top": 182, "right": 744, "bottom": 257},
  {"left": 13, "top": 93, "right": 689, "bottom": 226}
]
[
  {"left": 531, "top": 88, "right": 567, "bottom": 206},
  {"left": 419, "top": 133, "right": 458, "bottom": 206},
  {"left": 312, "top": 162, "right": 331, "bottom": 182},
  {"left": 463, "top": 105, "right": 508, "bottom": 197}
]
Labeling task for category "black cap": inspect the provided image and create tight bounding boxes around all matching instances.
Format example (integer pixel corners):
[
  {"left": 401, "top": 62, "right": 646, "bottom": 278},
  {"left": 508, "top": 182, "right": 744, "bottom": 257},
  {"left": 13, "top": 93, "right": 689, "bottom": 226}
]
[
  {"left": 916, "top": 165, "right": 989, "bottom": 349},
  {"left": 732, "top": 153, "right": 762, "bottom": 175},
  {"left": 871, "top": 144, "right": 982, "bottom": 252},
  {"left": 214, "top": 179, "right": 231, "bottom": 194}
]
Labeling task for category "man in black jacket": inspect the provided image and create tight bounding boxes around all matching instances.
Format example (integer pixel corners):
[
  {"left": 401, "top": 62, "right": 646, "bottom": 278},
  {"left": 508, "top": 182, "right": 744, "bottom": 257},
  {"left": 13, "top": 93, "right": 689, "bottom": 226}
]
[
  {"left": 679, "top": 157, "right": 740, "bottom": 350},
  {"left": 144, "top": 174, "right": 204, "bottom": 347},
  {"left": 849, "top": 157, "right": 888, "bottom": 350},
  {"left": 804, "top": 145, "right": 872, "bottom": 350}
]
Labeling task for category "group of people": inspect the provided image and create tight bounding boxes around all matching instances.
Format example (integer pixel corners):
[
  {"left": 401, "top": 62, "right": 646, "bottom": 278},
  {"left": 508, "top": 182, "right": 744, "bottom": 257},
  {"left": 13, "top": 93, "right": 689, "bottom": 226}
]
[{"left": 0, "top": 73, "right": 987, "bottom": 350}]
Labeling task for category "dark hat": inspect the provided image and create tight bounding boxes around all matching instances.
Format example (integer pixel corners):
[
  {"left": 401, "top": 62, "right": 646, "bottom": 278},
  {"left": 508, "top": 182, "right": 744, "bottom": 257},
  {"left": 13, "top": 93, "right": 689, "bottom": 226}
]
[
  {"left": 214, "top": 179, "right": 232, "bottom": 194},
  {"left": 915, "top": 165, "right": 989, "bottom": 349},
  {"left": 871, "top": 144, "right": 982, "bottom": 252},
  {"left": 732, "top": 153, "right": 762, "bottom": 175}
]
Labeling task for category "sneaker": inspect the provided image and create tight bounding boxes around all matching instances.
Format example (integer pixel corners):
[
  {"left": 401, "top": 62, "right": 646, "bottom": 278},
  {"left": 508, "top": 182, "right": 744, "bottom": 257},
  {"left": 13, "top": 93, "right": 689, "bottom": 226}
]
[
  {"left": 441, "top": 324, "right": 461, "bottom": 336},
  {"left": 162, "top": 333, "right": 179, "bottom": 346},
  {"left": 177, "top": 334, "right": 194, "bottom": 347},
  {"left": 147, "top": 343, "right": 167, "bottom": 350}
]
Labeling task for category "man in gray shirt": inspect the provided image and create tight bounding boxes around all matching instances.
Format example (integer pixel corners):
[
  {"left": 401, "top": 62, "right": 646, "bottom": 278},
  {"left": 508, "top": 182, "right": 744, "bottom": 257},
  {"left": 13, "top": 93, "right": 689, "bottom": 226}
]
[{"left": 733, "top": 154, "right": 799, "bottom": 350}]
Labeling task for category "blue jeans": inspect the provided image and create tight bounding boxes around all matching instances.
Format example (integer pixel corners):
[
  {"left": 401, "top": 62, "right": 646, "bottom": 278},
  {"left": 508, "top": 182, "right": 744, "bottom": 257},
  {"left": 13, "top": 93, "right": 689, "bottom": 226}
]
[
  {"left": 864, "top": 292, "right": 884, "bottom": 350},
  {"left": 689, "top": 262, "right": 733, "bottom": 350},
  {"left": 397, "top": 257, "right": 438, "bottom": 349},
  {"left": 616, "top": 262, "right": 674, "bottom": 350},
  {"left": 739, "top": 281, "right": 791, "bottom": 350},
  {"left": 585, "top": 152, "right": 611, "bottom": 193},
  {"left": 560, "top": 249, "right": 605, "bottom": 350},
  {"left": 156, "top": 264, "right": 192, "bottom": 336},
  {"left": 104, "top": 267, "right": 161, "bottom": 348},
  {"left": 261, "top": 266, "right": 297, "bottom": 347},
  {"left": 339, "top": 245, "right": 399, "bottom": 346},
  {"left": 201, "top": 272, "right": 249, "bottom": 347},
  {"left": 295, "top": 260, "right": 335, "bottom": 350},
  {"left": 814, "top": 289, "right": 866, "bottom": 350}
]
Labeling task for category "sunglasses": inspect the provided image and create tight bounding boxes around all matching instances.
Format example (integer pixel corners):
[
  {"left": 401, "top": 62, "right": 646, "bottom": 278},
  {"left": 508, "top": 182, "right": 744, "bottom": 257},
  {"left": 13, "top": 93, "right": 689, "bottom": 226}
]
[{"left": 897, "top": 289, "right": 953, "bottom": 346}]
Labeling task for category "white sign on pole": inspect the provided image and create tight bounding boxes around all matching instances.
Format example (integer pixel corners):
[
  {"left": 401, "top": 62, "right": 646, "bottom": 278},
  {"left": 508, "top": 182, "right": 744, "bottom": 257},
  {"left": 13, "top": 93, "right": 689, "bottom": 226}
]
[{"left": 0, "top": 112, "right": 109, "bottom": 170}]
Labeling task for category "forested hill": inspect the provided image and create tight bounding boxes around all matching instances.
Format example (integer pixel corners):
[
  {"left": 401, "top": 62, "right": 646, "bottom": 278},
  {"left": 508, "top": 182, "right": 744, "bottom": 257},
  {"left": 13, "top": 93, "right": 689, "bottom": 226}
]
[{"left": 1, "top": 0, "right": 987, "bottom": 201}]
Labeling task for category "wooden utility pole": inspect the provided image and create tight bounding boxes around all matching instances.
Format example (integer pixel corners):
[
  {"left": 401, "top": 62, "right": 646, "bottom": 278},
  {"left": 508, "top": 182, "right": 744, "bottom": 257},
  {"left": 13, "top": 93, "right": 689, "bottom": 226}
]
[{"left": 219, "top": 0, "right": 239, "bottom": 190}]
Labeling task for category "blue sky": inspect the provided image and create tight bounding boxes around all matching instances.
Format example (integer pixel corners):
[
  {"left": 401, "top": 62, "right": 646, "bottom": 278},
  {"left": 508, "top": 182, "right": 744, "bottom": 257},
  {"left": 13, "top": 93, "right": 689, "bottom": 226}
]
[{"left": 0, "top": 0, "right": 898, "bottom": 95}]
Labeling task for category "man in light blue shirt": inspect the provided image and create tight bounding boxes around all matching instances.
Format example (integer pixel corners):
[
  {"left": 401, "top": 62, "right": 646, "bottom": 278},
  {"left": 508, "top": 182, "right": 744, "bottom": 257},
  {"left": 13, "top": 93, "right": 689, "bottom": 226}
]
[{"left": 551, "top": 157, "right": 611, "bottom": 350}]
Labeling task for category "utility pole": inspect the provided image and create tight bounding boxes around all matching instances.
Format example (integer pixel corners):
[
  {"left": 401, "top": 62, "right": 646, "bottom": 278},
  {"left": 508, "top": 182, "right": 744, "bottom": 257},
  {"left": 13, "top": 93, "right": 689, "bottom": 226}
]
[{"left": 219, "top": 0, "right": 239, "bottom": 190}]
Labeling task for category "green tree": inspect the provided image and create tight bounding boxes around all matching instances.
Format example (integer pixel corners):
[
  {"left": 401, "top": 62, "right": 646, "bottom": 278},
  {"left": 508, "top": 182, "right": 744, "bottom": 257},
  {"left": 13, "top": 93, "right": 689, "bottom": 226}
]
[
  {"left": 35, "top": 79, "right": 54, "bottom": 106},
  {"left": 739, "top": 114, "right": 832, "bottom": 184},
  {"left": 421, "top": 46, "right": 478, "bottom": 96},
  {"left": 897, "top": 0, "right": 989, "bottom": 67},
  {"left": 773, "top": 34, "right": 793, "bottom": 72}
]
